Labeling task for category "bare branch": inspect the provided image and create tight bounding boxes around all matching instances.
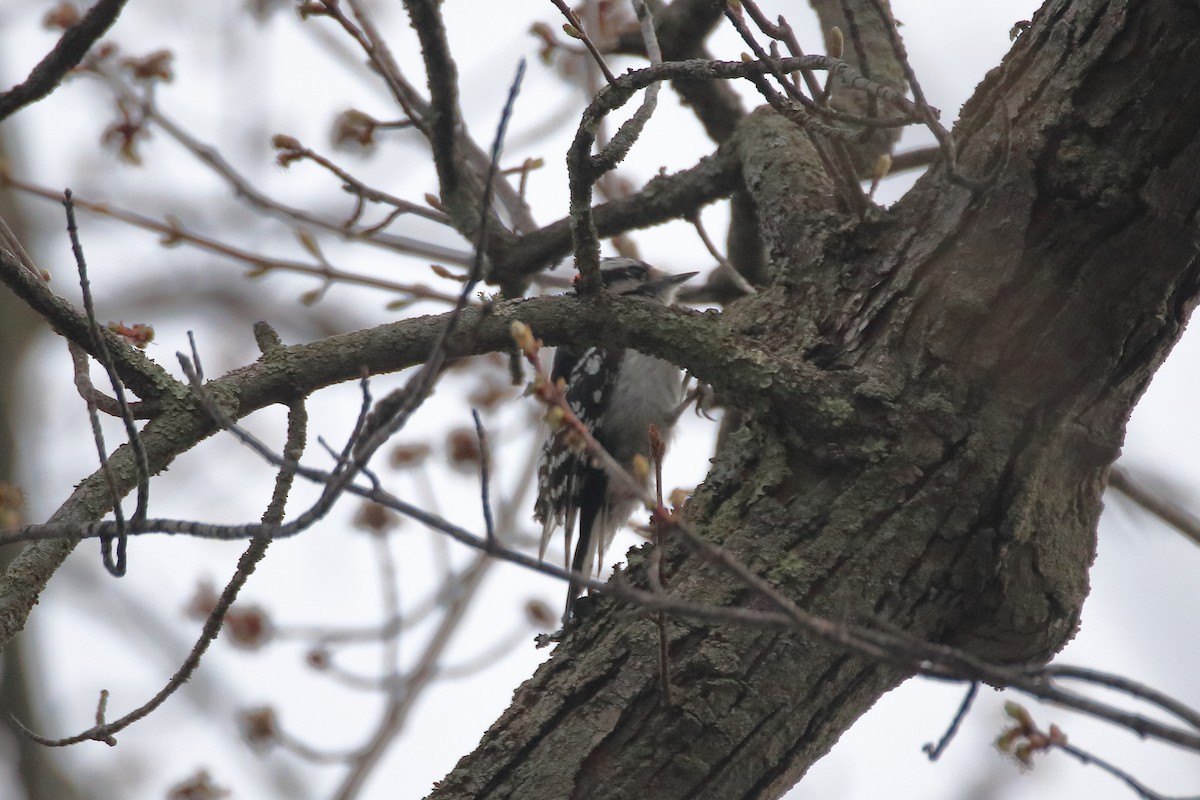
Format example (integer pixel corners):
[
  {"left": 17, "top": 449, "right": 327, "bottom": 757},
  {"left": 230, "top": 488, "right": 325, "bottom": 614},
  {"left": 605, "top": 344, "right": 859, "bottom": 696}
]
[
  {"left": 923, "top": 682, "right": 977, "bottom": 760},
  {"left": 566, "top": 53, "right": 914, "bottom": 286},
  {"left": 87, "top": 61, "right": 476, "bottom": 266},
  {"left": 0, "top": 0, "right": 129, "bottom": 121},
  {"left": 503, "top": 148, "right": 739, "bottom": 281},
  {"left": 0, "top": 239, "right": 177, "bottom": 405},
  {"left": 3, "top": 175, "right": 465, "bottom": 304},
  {"left": 550, "top": 0, "right": 618, "bottom": 85},
  {"left": 1108, "top": 465, "right": 1200, "bottom": 549},
  {"left": 7, "top": 391, "right": 305, "bottom": 746},
  {"left": 612, "top": 0, "right": 744, "bottom": 143},
  {"left": 63, "top": 191, "right": 149, "bottom": 576}
]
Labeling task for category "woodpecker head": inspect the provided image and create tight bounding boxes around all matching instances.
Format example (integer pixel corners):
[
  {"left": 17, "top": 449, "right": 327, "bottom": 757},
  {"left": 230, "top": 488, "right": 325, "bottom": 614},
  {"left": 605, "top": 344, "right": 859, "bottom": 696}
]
[{"left": 574, "top": 257, "right": 698, "bottom": 304}]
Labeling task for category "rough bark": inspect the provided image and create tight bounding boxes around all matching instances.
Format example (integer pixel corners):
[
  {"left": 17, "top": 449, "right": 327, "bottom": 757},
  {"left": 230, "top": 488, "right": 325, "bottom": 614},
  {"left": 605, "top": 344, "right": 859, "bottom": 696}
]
[{"left": 429, "top": 2, "right": 1200, "bottom": 798}]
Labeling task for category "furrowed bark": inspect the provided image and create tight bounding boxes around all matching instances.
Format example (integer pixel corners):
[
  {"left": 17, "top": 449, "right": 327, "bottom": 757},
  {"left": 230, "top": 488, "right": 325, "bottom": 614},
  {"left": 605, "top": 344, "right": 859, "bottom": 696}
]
[{"left": 429, "top": 2, "right": 1200, "bottom": 798}]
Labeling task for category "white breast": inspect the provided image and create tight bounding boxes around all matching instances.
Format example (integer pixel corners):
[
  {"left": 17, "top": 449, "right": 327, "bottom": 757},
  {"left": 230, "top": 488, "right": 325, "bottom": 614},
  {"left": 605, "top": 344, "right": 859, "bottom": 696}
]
[{"left": 597, "top": 350, "right": 684, "bottom": 467}]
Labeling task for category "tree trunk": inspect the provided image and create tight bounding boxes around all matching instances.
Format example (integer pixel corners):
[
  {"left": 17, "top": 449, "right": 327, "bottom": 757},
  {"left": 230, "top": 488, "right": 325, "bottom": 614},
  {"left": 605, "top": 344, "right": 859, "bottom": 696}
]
[{"left": 430, "top": 2, "right": 1200, "bottom": 798}]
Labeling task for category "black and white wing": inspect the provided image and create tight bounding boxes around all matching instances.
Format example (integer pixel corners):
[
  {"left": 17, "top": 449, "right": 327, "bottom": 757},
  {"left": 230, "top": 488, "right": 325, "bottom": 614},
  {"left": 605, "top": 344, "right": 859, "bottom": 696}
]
[{"left": 534, "top": 345, "right": 622, "bottom": 576}]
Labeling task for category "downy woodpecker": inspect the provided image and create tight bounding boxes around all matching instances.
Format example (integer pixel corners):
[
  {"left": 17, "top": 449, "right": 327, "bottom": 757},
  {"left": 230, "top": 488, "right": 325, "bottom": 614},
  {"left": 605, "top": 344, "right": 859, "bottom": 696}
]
[{"left": 534, "top": 257, "right": 696, "bottom": 624}]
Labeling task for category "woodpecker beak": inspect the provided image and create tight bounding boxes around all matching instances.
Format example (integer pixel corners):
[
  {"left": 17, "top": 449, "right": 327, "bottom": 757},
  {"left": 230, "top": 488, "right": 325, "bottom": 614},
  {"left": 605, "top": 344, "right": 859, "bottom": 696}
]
[
  {"left": 641, "top": 269, "right": 698, "bottom": 303},
  {"left": 648, "top": 270, "right": 699, "bottom": 291}
]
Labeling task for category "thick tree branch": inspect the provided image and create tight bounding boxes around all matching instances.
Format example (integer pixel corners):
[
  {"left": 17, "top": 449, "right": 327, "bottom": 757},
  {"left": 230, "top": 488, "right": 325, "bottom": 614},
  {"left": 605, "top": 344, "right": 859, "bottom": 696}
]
[
  {"left": 498, "top": 147, "right": 741, "bottom": 281},
  {"left": 0, "top": 272, "right": 847, "bottom": 649},
  {"left": 5, "top": 3, "right": 1200, "bottom": 798},
  {"left": 425, "top": 3, "right": 1200, "bottom": 798},
  {"left": 403, "top": 0, "right": 521, "bottom": 274},
  {"left": 0, "top": 247, "right": 181, "bottom": 406}
]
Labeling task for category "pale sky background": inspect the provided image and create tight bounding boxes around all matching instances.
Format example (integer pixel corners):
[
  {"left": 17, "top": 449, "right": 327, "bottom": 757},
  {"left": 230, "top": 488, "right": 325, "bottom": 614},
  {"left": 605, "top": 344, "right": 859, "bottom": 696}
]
[{"left": 2, "top": 1, "right": 1199, "bottom": 799}]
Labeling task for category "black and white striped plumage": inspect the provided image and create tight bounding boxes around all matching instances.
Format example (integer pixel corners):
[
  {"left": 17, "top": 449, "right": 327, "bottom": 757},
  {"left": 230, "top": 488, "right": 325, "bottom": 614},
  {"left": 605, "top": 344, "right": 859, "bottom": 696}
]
[{"left": 534, "top": 258, "right": 696, "bottom": 624}]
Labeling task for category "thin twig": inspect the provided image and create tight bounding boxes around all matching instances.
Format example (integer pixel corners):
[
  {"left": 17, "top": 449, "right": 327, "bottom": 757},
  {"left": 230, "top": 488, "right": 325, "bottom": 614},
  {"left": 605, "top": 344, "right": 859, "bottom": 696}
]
[
  {"left": 3, "top": 175, "right": 465, "bottom": 304},
  {"left": 69, "top": 338, "right": 127, "bottom": 575},
  {"left": 8, "top": 394, "right": 306, "bottom": 747},
  {"left": 373, "top": 508, "right": 403, "bottom": 715},
  {"left": 722, "top": 5, "right": 866, "bottom": 213},
  {"left": 567, "top": 54, "right": 913, "bottom": 292},
  {"left": 1108, "top": 466, "right": 1200, "bottom": 549},
  {"left": 332, "top": 550, "right": 493, "bottom": 800},
  {"left": 551, "top": 0, "right": 618, "bottom": 84},
  {"left": 1055, "top": 740, "right": 1177, "bottom": 800},
  {"left": 0, "top": 212, "right": 40, "bottom": 279},
  {"left": 65, "top": 190, "right": 151, "bottom": 576},
  {"left": 67, "top": 343, "right": 126, "bottom": 575},
  {"left": 688, "top": 211, "right": 756, "bottom": 296},
  {"left": 571, "top": 0, "right": 664, "bottom": 294},
  {"left": 9, "top": 440, "right": 1200, "bottom": 760},
  {"left": 1035, "top": 664, "right": 1200, "bottom": 731},
  {"left": 335, "top": 0, "right": 536, "bottom": 235},
  {"left": 858, "top": 0, "right": 1006, "bottom": 191},
  {"left": 742, "top": 1, "right": 824, "bottom": 100},
  {"left": 472, "top": 409, "right": 496, "bottom": 547},
  {"left": 923, "top": 681, "right": 977, "bottom": 760},
  {"left": 272, "top": 135, "right": 452, "bottom": 226},
  {"left": 87, "top": 62, "right": 475, "bottom": 265},
  {"left": 352, "top": 59, "right": 525, "bottom": 460}
]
